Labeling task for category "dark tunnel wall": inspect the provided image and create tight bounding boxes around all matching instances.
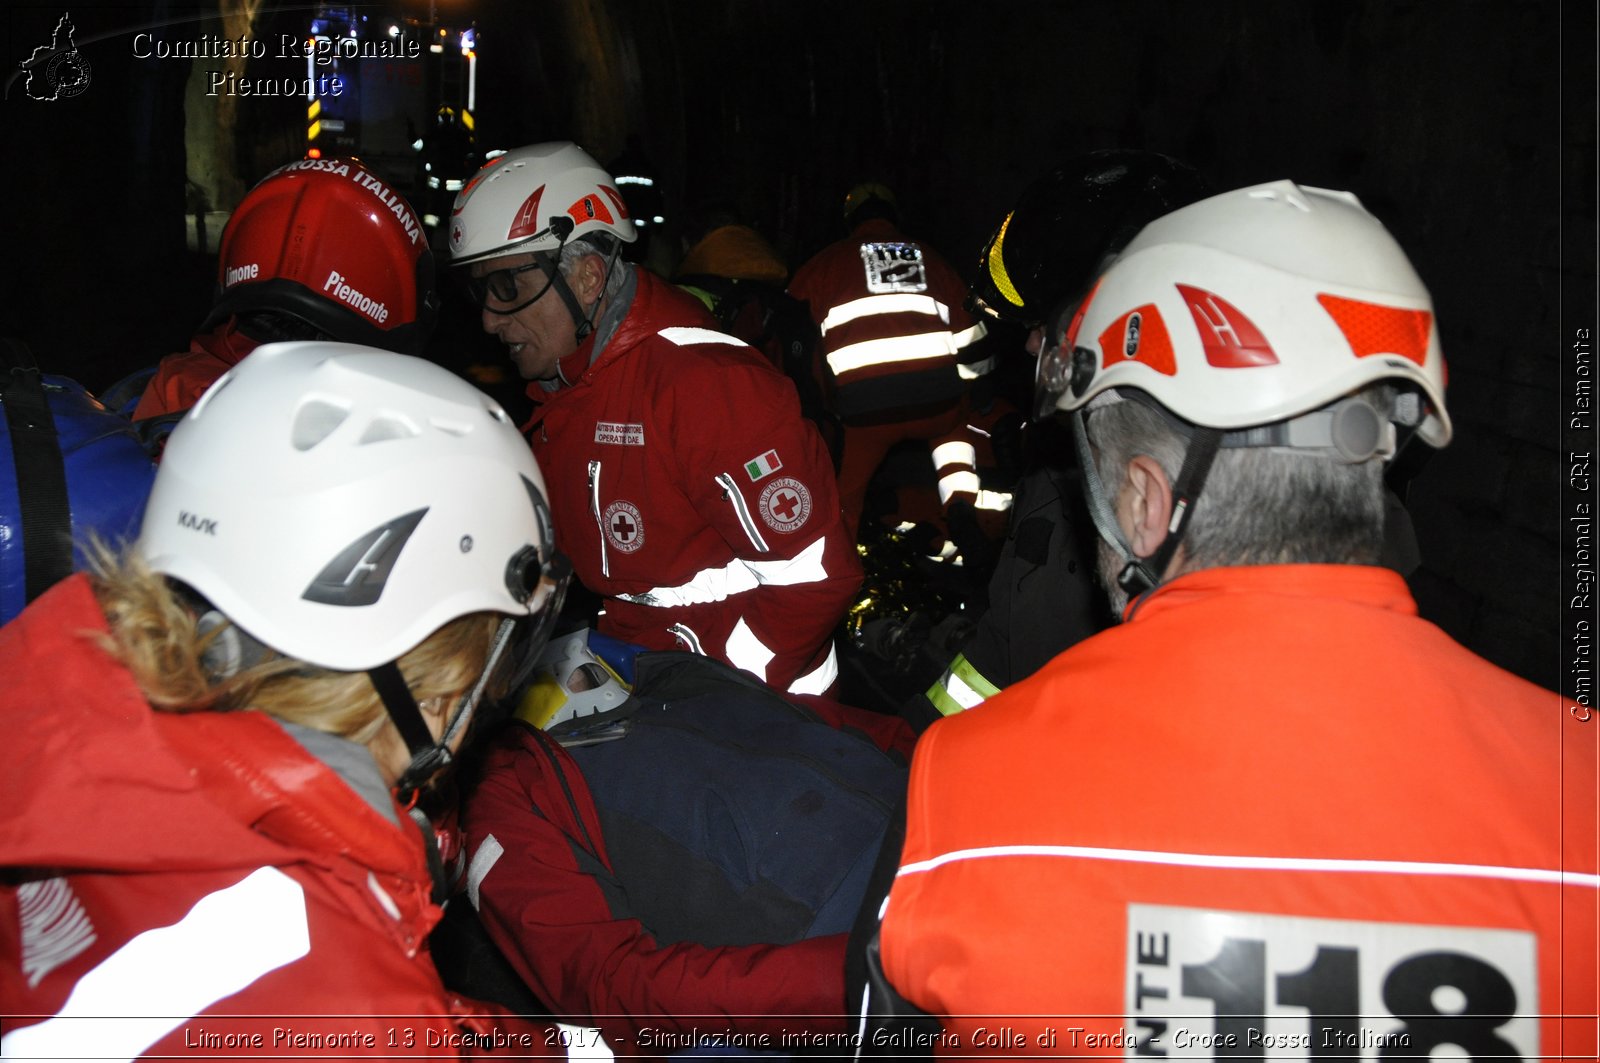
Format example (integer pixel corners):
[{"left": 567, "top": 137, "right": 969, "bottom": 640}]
[{"left": 2, "top": 0, "right": 1594, "bottom": 695}]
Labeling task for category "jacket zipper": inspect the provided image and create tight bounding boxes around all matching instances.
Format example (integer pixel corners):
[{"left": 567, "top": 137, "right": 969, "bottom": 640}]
[
  {"left": 667, "top": 622, "right": 704, "bottom": 655},
  {"left": 713, "top": 472, "right": 770, "bottom": 554},
  {"left": 588, "top": 459, "right": 609, "bottom": 578}
]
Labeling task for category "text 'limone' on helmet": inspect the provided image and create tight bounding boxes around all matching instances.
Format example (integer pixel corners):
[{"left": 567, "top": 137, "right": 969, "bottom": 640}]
[{"left": 205, "top": 157, "right": 439, "bottom": 355}]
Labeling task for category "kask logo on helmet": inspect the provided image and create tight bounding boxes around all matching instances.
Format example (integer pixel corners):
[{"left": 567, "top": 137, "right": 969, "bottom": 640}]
[{"left": 323, "top": 270, "right": 390, "bottom": 324}]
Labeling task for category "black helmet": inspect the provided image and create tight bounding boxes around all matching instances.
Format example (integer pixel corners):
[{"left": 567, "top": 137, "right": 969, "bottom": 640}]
[{"left": 969, "top": 150, "right": 1212, "bottom": 328}]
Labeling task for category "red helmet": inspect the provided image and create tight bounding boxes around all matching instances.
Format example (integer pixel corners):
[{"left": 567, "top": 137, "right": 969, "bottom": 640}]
[{"left": 202, "top": 157, "right": 438, "bottom": 354}]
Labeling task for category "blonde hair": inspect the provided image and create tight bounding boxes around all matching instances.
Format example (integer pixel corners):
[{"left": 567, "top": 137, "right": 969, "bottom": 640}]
[{"left": 86, "top": 542, "right": 502, "bottom": 745}]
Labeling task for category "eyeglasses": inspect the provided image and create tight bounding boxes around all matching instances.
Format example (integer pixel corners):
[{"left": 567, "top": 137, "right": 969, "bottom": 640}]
[{"left": 463, "top": 256, "right": 559, "bottom": 314}]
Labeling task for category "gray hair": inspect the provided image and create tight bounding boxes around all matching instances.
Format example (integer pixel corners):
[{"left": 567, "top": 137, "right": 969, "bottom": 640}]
[
  {"left": 1084, "top": 389, "right": 1388, "bottom": 571},
  {"left": 557, "top": 234, "right": 629, "bottom": 303}
]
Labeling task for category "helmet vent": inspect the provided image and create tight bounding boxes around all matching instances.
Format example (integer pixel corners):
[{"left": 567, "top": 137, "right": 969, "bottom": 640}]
[
  {"left": 357, "top": 414, "right": 420, "bottom": 445},
  {"left": 291, "top": 399, "right": 351, "bottom": 451},
  {"left": 427, "top": 415, "right": 472, "bottom": 437}
]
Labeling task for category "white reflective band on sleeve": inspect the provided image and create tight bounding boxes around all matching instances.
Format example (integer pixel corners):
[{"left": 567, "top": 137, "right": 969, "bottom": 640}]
[
  {"left": 658, "top": 326, "right": 745, "bottom": 347},
  {"left": 725, "top": 617, "right": 776, "bottom": 681},
  {"left": 745, "top": 535, "right": 829, "bottom": 585},
  {"left": 827, "top": 331, "right": 959, "bottom": 376},
  {"left": 938, "top": 470, "right": 981, "bottom": 504},
  {"left": 951, "top": 320, "right": 988, "bottom": 350},
  {"left": 466, "top": 833, "right": 506, "bottom": 910},
  {"left": 931, "top": 440, "right": 977, "bottom": 471},
  {"left": 786, "top": 641, "right": 839, "bottom": 695},
  {"left": 975, "top": 489, "right": 1014, "bottom": 512},
  {"left": 819, "top": 293, "right": 950, "bottom": 334},
  {"left": 618, "top": 536, "right": 830, "bottom": 607},
  {"left": 1, "top": 867, "right": 310, "bottom": 1062},
  {"left": 958, "top": 355, "right": 997, "bottom": 379}
]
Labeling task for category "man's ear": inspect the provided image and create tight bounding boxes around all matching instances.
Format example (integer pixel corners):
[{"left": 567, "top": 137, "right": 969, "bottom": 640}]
[
  {"left": 571, "top": 253, "right": 607, "bottom": 304},
  {"left": 1122, "top": 454, "right": 1175, "bottom": 559}
]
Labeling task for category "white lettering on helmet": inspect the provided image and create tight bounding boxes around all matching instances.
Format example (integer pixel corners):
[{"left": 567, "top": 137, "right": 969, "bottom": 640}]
[
  {"left": 322, "top": 270, "right": 391, "bottom": 324},
  {"left": 350, "top": 169, "right": 422, "bottom": 246},
  {"left": 223, "top": 263, "right": 260, "bottom": 287}
]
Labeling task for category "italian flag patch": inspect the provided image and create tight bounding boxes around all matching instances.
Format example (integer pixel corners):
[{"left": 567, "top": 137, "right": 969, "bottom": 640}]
[{"left": 744, "top": 449, "right": 782, "bottom": 481}]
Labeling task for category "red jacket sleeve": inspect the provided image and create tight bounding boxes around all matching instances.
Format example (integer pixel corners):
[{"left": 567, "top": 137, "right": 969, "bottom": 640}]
[
  {"left": 661, "top": 354, "right": 862, "bottom": 691},
  {"left": 462, "top": 729, "right": 850, "bottom": 1049}
]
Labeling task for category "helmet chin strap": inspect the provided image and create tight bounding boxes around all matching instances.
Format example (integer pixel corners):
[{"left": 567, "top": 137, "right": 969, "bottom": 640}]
[
  {"left": 1070, "top": 409, "right": 1223, "bottom": 598},
  {"left": 551, "top": 240, "right": 625, "bottom": 347},
  {"left": 368, "top": 616, "right": 520, "bottom": 806}
]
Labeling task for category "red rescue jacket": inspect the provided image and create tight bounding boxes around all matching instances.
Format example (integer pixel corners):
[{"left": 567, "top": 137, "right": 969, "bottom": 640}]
[
  {"left": 0, "top": 576, "right": 583, "bottom": 1059},
  {"left": 526, "top": 268, "right": 861, "bottom": 694},
  {"left": 131, "top": 319, "right": 261, "bottom": 421}
]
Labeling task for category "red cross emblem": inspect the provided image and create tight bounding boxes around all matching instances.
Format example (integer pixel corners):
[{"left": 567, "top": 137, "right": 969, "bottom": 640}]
[
  {"left": 602, "top": 500, "right": 645, "bottom": 553},
  {"left": 770, "top": 490, "right": 800, "bottom": 522},
  {"left": 758, "top": 477, "right": 811, "bottom": 532}
]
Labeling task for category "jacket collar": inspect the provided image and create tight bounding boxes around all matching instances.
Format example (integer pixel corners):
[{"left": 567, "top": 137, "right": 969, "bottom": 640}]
[{"left": 1125, "top": 564, "right": 1419, "bottom": 624}]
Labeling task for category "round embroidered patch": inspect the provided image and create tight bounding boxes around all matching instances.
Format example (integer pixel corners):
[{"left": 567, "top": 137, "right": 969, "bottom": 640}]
[
  {"left": 603, "top": 500, "right": 645, "bottom": 553},
  {"left": 758, "top": 477, "right": 812, "bottom": 533}
]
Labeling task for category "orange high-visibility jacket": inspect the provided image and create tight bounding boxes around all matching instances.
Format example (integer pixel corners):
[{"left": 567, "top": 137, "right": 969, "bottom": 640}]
[{"left": 877, "top": 564, "right": 1598, "bottom": 1059}]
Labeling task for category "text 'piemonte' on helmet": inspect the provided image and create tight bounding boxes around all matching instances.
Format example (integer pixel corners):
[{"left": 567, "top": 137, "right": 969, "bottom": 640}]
[{"left": 203, "top": 157, "right": 440, "bottom": 355}]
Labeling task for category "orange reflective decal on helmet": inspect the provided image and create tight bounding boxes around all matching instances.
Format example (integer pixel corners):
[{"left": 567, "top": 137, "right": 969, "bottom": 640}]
[
  {"left": 600, "top": 184, "right": 631, "bottom": 221},
  {"left": 1177, "top": 284, "right": 1279, "bottom": 367},
  {"left": 507, "top": 186, "right": 547, "bottom": 242},
  {"left": 1098, "top": 304, "right": 1176, "bottom": 376},
  {"left": 566, "top": 193, "right": 615, "bottom": 226},
  {"left": 1317, "top": 294, "right": 1433, "bottom": 366}
]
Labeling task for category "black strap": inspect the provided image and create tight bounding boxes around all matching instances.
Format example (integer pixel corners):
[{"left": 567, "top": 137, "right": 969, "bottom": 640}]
[
  {"left": 1, "top": 338, "right": 74, "bottom": 604},
  {"left": 1118, "top": 426, "right": 1224, "bottom": 596},
  {"left": 368, "top": 661, "right": 436, "bottom": 756}
]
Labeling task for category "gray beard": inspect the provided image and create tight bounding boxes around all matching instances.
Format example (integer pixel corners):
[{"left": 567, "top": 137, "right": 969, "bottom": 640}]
[{"left": 1097, "top": 535, "right": 1131, "bottom": 621}]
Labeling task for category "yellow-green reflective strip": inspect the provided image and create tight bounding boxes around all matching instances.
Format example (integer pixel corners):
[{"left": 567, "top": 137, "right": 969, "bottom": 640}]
[
  {"left": 925, "top": 653, "right": 1001, "bottom": 716},
  {"left": 987, "top": 212, "right": 1024, "bottom": 308}
]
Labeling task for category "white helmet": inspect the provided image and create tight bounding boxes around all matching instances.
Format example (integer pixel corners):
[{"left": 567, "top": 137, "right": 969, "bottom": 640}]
[
  {"left": 138, "top": 341, "right": 562, "bottom": 671},
  {"left": 447, "top": 141, "right": 637, "bottom": 266},
  {"left": 1049, "top": 180, "right": 1451, "bottom": 450}
]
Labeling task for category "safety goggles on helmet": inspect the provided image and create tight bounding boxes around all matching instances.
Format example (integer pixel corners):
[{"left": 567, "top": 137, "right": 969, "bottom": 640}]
[
  {"left": 460, "top": 214, "right": 577, "bottom": 316},
  {"left": 463, "top": 254, "right": 561, "bottom": 316}
]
